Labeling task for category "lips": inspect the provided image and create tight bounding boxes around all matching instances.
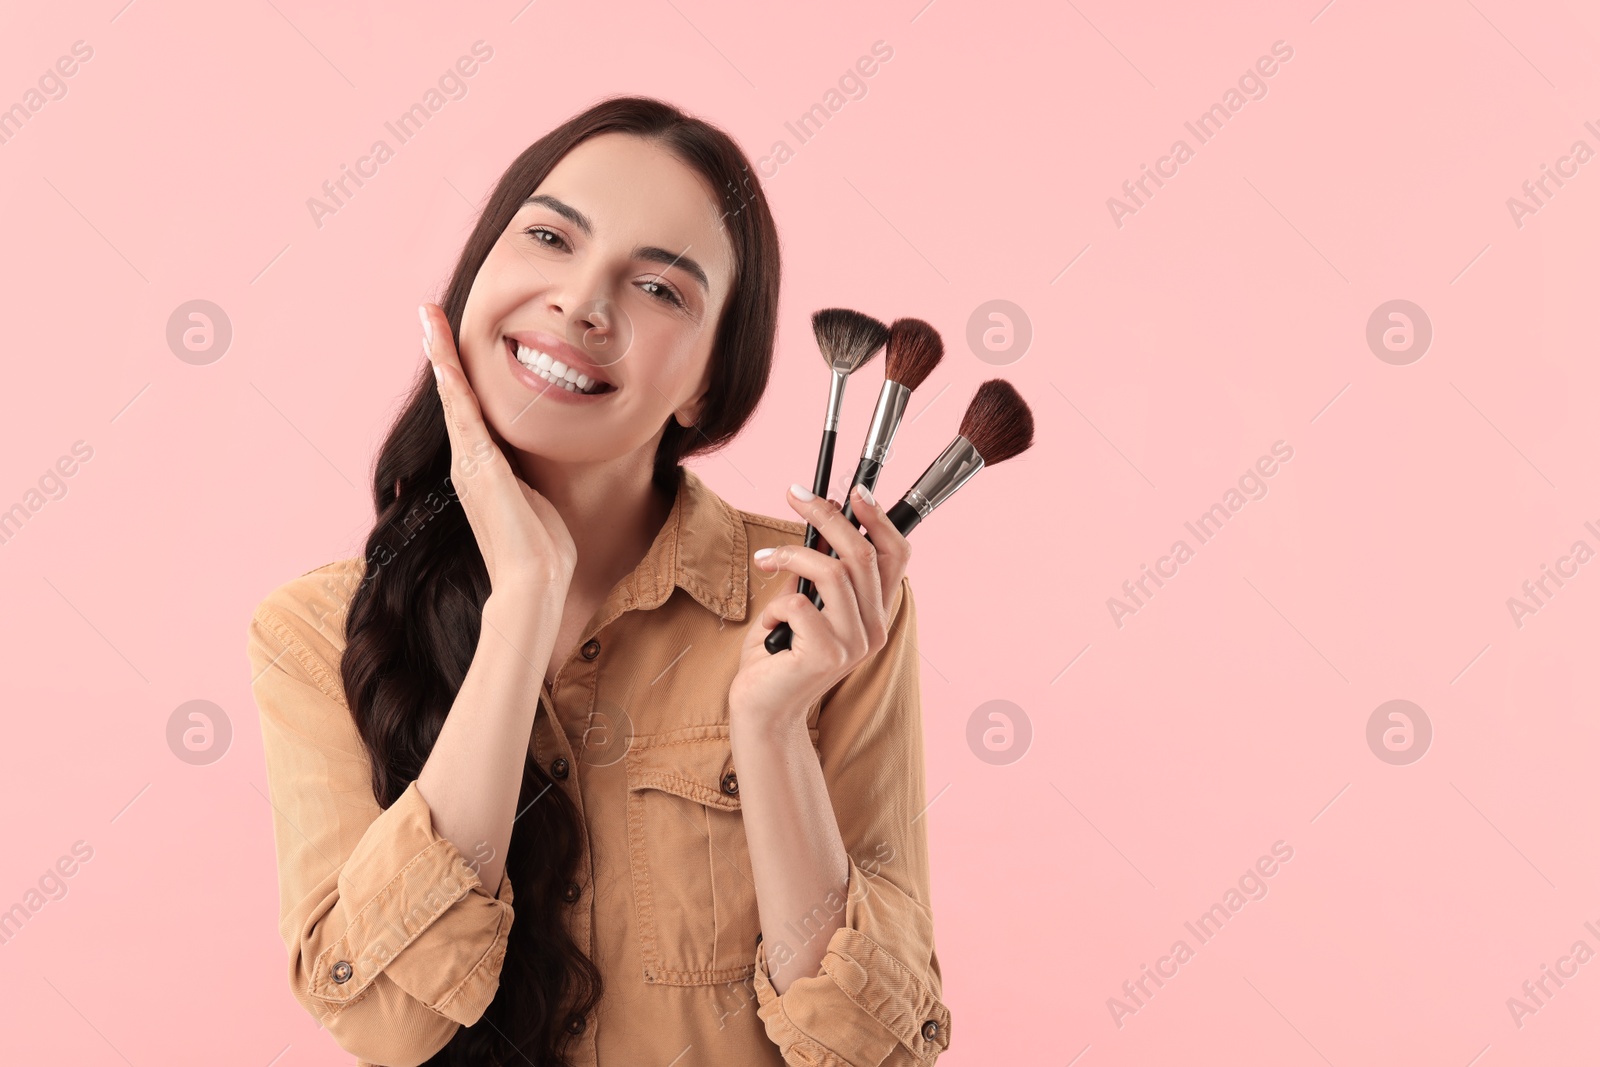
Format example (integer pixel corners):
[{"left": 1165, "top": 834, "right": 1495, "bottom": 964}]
[{"left": 503, "top": 331, "right": 617, "bottom": 395}]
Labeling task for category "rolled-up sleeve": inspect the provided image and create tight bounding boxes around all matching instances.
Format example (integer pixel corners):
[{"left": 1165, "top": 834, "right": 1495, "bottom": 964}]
[
  {"left": 750, "top": 576, "right": 953, "bottom": 1066},
  {"left": 247, "top": 596, "right": 514, "bottom": 1067}
]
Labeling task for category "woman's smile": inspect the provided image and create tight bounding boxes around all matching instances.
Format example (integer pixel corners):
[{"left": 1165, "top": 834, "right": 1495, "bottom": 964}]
[{"left": 503, "top": 333, "right": 619, "bottom": 403}]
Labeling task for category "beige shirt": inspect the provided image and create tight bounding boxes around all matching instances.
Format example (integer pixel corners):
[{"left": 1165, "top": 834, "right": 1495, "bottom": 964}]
[{"left": 246, "top": 465, "right": 952, "bottom": 1067}]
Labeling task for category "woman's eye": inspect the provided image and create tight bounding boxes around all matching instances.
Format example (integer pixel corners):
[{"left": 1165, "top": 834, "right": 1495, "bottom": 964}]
[
  {"left": 524, "top": 226, "right": 568, "bottom": 251},
  {"left": 640, "top": 277, "right": 685, "bottom": 308},
  {"left": 521, "top": 226, "right": 683, "bottom": 308}
]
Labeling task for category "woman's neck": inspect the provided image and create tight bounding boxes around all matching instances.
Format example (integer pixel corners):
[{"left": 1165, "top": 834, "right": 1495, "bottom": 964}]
[{"left": 513, "top": 453, "right": 675, "bottom": 604}]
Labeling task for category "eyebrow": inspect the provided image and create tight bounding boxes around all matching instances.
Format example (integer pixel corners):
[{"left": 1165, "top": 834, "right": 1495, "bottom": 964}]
[{"left": 524, "top": 194, "right": 710, "bottom": 293}]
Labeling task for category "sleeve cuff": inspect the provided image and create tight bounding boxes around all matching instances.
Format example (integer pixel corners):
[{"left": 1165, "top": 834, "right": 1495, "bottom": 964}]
[
  {"left": 751, "top": 856, "right": 951, "bottom": 1065},
  {"left": 308, "top": 779, "right": 515, "bottom": 1026}
]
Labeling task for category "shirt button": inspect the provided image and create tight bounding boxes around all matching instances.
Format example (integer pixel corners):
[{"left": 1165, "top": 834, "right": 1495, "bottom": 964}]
[
  {"left": 581, "top": 638, "right": 601, "bottom": 660},
  {"left": 331, "top": 961, "right": 353, "bottom": 984},
  {"left": 551, "top": 757, "right": 569, "bottom": 779},
  {"left": 566, "top": 1014, "right": 587, "bottom": 1035},
  {"left": 563, "top": 881, "right": 581, "bottom": 903},
  {"left": 921, "top": 1019, "right": 940, "bottom": 1040},
  {"left": 720, "top": 771, "right": 738, "bottom": 796}
]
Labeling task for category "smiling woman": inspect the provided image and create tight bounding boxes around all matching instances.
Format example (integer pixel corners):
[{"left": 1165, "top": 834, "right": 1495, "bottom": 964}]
[
  {"left": 453, "top": 129, "right": 751, "bottom": 480},
  {"left": 248, "top": 95, "right": 949, "bottom": 1067}
]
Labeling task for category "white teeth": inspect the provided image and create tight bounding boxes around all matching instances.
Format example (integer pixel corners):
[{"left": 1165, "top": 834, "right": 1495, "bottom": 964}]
[{"left": 512, "top": 341, "right": 608, "bottom": 395}]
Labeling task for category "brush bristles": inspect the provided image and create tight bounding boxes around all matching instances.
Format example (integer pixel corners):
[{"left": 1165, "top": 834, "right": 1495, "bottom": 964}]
[
  {"left": 958, "top": 379, "right": 1034, "bottom": 465},
  {"left": 884, "top": 318, "right": 944, "bottom": 391},
  {"left": 812, "top": 308, "right": 889, "bottom": 374}
]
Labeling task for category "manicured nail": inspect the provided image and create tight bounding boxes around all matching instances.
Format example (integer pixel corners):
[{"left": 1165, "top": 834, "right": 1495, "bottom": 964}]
[
  {"left": 853, "top": 484, "right": 875, "bottom": 507},
  {"left": 418, "top": 305, "right": 433, "bottom": 346},
  {"left": 432, "top": 362, "right": 442, "bottom": 382},
  {"left": 754, "top": 547, "right": 775, "bottom": 561},
  {"left": 789, "top": 482, "right": 815, "bottom": 500}
]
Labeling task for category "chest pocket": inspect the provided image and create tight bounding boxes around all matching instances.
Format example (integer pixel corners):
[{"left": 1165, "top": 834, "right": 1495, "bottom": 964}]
[{"left": 624, "top": 723, "right": 820, "bottom": 986}]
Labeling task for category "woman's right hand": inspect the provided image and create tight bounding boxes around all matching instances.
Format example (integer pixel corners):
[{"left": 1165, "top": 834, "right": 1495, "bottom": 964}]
[{"left": 421, "top": 303, "right": 577, "bottom": 597}]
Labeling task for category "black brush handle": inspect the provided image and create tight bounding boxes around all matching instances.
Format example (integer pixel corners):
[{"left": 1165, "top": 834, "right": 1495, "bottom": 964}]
[
  {"left": 764, "top": 586, "right": 823, "bottom": 654},
  {"left": 763, "top": 498, "right": 921, "bottom": 654},
  {"left": 838, "top": 455, "right": 884, "bottom": 528},
  {"left": 765, "top": 427, "right": 836, "bottom": 655},
  {"left": 885, "top": 498, "right": 921, "bottom": 536},
  {"left": 794, "top": 427, "right": 836, "bottom": 603}
]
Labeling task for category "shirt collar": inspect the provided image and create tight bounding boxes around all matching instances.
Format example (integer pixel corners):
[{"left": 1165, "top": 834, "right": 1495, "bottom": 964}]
[{"left": 619, "top": 465, "right": 749, "bottom": 622}]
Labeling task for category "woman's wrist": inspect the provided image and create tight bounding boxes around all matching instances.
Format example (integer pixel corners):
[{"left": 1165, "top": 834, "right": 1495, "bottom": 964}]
[
  {"left": 729, "top": 696, "right": 810, "bottom": 747},
  {"left": 491, "top": 561, "right": 573, "bottom": 601},
  {"left": 481, "top": 585, "right": 563, "bottom": 669}
]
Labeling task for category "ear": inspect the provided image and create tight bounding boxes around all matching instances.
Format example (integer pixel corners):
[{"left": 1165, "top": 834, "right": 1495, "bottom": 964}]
[{"left": 673, "top": 400, "right": 702, "bottom": 429}]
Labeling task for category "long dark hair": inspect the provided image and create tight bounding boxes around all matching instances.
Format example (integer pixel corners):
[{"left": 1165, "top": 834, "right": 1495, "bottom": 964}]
[{"left": 339, "top": 96, "right": 780, "bottom": 1066}]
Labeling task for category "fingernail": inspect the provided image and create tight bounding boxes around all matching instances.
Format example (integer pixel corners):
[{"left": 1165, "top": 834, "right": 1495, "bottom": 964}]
[
  {"left": 418, "top": 305, "right": 433, "bottom": 345},
  {"left": 789, "top": 482, "right": 815, "bottom": 500},
  {"left": 432, "top": 362, "right": 442, "bottom": 382},
  {"left": 754, "top": 547, "right": 775, "bottom": 561},
  {"left": 853, "top": 484, "right": 875, "bottom": 507}
]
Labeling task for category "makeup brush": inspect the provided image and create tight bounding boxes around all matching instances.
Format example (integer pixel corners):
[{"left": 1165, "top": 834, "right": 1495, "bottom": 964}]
[
  {"left": 879, "top": 378, "right": 1034, "bottom": 535},
  {"left": 764, "top": 379, "right": 1035, "bottom": 654},
  {"left": 839, "top": 317, "right": 945, "bottom": 529},
  {"left": 765, "top": 317, "right": 939, "bottom": 650},
  {"left": 761, "top": 309, "right": 888, "bottom": 656}
]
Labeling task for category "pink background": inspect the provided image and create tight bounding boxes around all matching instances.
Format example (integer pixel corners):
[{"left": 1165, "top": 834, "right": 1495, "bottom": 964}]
[{"left": 2, "top": 0, "right": 1597, "bottom": 1063}]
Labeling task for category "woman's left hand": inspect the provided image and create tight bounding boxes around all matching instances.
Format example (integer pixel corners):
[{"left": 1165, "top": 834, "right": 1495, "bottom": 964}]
[{"left": 729, "top": 482, "right": 912, "bottom": 730}]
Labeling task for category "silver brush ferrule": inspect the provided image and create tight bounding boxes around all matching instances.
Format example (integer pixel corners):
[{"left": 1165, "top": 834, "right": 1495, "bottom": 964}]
[
  {"left": 860, "top": 380, "right": 911, "bottom": 462},
  {"left": 901, "top": 435, "right": 985, "bottom": 518},
  {"left": 823, "top": 367, "right": 849, "bottom": 432}
]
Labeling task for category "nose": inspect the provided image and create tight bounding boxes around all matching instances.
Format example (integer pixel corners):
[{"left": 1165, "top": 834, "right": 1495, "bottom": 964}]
[
  {"left": 551, "top": 294, "right": 631, "bottom": 368},
  {"left": 572, "top": 300, "right": 611, "bottom": 342},
  {"left": 540, "top": 262, "right": 633, "bottom": 366}
]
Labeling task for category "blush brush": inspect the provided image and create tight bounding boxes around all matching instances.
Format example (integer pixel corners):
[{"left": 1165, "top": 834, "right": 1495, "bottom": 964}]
[
  {"left": 764, "top": 378, "right": 1035, "bottom": 654},
  {"left": 839, "top": 316, "right": 945, "bottom": 529},
  {"left": 879, "top": 377, "right": 1034, "bottom": 535},
  {"left": 762, "top": 309, "right": 889, "bottom": 656}
]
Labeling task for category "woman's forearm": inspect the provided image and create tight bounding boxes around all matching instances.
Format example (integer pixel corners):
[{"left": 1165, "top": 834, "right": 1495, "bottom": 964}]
[
  {"left": 415, "top": 585, "right": 560, "bottom": 897},
  {"left": 731, "top": 706, "right": 851, "bottom": 995}
]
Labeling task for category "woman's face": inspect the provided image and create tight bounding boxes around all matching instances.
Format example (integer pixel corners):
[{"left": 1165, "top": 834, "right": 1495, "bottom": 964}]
[{"left": 458, "top": 132, "right": 736, "bottom": 468}]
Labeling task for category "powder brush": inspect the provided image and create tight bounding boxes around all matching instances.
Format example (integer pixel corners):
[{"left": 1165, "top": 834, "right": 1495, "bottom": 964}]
[
  {"left": 878, "top": 377, "right": 1034, "bottom": 534},
  {"left": 764, "top": 378, "right": 1035, "bottom": 654}
]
